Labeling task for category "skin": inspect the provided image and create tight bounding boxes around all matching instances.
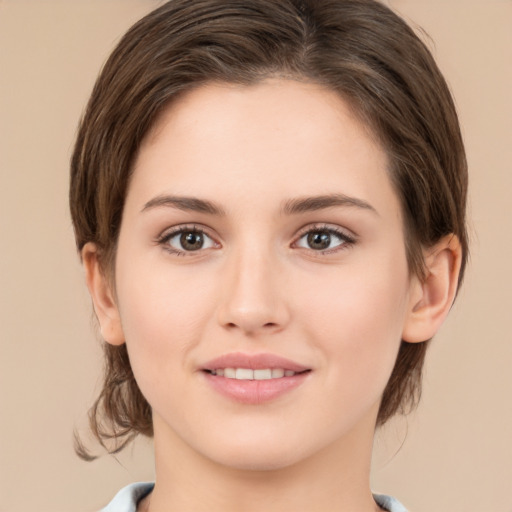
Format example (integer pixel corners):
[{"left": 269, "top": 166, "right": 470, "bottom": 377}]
[{"left": 83, "top": 79, "right": 461, "bottom": 512}]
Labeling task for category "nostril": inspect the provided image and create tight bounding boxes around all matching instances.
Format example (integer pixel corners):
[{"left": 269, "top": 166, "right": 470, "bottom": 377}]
[{"left": 223, "top": 321, "right": 280, "bottom": 333}]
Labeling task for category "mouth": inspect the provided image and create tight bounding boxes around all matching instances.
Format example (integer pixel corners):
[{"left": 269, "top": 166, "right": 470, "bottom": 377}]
[
  {"left": 204, "top": 368, "right": 310, "bottom": 380},
  {"left": 201, "top": 352, "right": 311, "bottom": 404}
]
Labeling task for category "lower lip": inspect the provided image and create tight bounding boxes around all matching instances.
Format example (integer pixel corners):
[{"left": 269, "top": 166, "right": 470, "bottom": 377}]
[{"left": 203, "top": 372, "right": 309, "bottom": 404}]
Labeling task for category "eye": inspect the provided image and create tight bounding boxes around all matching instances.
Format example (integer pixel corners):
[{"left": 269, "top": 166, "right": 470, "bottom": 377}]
[
  {"left": 295, "top": 226, "right": 354, "bottom": 252},
  {"left": 159, "top": 227, "right": 217, "bottom": 255}
]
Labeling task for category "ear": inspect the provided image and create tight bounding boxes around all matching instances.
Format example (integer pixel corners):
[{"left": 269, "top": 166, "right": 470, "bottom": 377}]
[
  {"left": 402, "top": 234, "right": 462, "bottom": 343},
  {"left": 81, "top": 242, "right": 125, "bottom": 346}
]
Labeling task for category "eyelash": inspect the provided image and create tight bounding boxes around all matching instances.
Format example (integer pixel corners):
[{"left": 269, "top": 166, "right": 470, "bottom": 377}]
[
  {"left": 294, "top": 224, "right": 356, "bottom": 254},
  {"left": 156, "top": 224, "right": 216, "bottom": 257},
  {"left": 156, "top": 223, "right": 356, "bottom": 257}
]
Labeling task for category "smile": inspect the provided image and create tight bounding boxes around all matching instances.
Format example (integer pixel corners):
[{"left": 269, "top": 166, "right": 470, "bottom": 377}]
[
  {"left": 207, "top": 368, "right": 300, "bottom": 379},
  {"left": 201, "top": 353, "right": 311, "bottom": 404}
]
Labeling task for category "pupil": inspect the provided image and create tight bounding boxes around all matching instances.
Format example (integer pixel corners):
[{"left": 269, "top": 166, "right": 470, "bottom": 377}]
[
  {"left": 308, "top": 231, "right": 330, "bottom": 250},
  {"left": 181, "top": 232, "right": 203, "bottom": 250}
]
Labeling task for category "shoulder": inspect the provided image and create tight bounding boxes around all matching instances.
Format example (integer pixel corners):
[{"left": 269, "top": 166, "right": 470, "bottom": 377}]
[
  {"left": 100, "top": 482, "right": 154, "bottom": 512},
  {"left": 373, "top": 493, "right": 409, "bottom": 512}
]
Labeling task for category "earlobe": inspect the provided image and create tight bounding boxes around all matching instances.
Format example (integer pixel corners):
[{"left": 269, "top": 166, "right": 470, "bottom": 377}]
[
  {"left": 81, "top": 243, "right": 125, "bottom": 346},
  {"left": 402, "top": 235, "right": 462, "bottom": 344}
]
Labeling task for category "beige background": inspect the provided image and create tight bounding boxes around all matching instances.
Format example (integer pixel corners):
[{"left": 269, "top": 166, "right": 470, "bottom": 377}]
[{"left": 0, "top": 1, "right": 510, "bottom": 511}]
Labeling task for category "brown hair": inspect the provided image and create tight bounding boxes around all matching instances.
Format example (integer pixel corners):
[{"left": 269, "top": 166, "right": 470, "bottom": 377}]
[{"left": 70, "top": 0, "right": 468, "bottom": 457}]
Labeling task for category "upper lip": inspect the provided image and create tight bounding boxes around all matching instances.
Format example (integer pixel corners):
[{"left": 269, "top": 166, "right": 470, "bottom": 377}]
[{"left": 202, "top": 352, "right": 310, "bottom": 373}]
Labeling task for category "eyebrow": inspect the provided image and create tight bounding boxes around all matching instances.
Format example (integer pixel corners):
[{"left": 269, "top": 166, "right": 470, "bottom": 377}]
[
  {"left": 142, "top": 195, "right": 227, "bottom": 216},
  {"left": 282, "top": 193, "right": 378, "bottom": 216},
  {"left": 141, "top": 193, "right": 378, "bottom": 216}
]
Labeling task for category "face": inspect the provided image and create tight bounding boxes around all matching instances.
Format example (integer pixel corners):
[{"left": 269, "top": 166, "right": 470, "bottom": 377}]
[{"left": 109, "top": 79, "right": 419, "bottom": 470}]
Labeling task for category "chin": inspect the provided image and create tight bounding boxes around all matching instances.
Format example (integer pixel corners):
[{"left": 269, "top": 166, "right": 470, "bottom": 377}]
[
  {"left": 213, "top": 449, "right": 304, "bottom": 472},
  {"left": 201, "top": 432, "right": 315, "bottom": 472}
]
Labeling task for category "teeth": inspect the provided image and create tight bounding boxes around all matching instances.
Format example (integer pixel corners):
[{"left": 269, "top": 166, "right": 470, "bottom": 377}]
[
  {"left": 224, "top": 368, "right": 236, "bottom": 378},
  {"left": 211, "top": 368, "right": 297, "bottom": 380},
  {"left": 254, "top": 369, "right": 272, "bottom": 380},
  {"left": 235, "top": 368, "right": 253, "bottom": 380}
]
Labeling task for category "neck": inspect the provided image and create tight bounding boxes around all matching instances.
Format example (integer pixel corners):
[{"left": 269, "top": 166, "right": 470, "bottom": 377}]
[{"left": 145, "top": 412, "right": 381, "bottom": 512}]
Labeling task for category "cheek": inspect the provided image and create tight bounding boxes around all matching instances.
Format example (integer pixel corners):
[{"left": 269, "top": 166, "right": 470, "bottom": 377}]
[
  {"left": 114, "top": 258, "right": 218, "bottom": 381},
  {"left": 296, "top": 256, "right": 410, "bottom": 385}
]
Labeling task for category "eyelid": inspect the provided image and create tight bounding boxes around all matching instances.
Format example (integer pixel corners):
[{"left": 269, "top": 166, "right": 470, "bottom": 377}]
[
  {"left": 156, "top": 224, "right": 220, "bottom": 255},
  {"left": 292, "top": 223, "right": 357, "bottom": 253},
  {"left": 155, "top": 222, "right": 356, "bottom": 256},
  {"left": 295, "top": 223, "right": 356, "bottom": 241}
]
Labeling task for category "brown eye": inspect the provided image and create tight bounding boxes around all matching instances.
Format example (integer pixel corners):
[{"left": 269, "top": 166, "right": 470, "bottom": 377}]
[
  {"left": 307, "top": 231, "right": 332, "bottom": 250},
  {"left": 163, "top": 229, "right": 216, "bottom": 253},
  {"left": 180, "top": 232, "right": 205, "bottom": 251},
  {"left": 296, "top": 227, "right": 353, "bottom": 252}
]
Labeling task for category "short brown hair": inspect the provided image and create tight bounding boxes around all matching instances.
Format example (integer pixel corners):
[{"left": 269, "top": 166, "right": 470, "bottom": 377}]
[{"left": 70, "top": 0, "right": 468, "bottom": 457}]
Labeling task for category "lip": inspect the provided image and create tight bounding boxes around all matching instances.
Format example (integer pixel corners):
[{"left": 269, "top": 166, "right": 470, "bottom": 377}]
[
  {"left": 202, "top": 352, "right": 310, "bottom": 373},
  {"left": 200, "top": 352, "right": 311, "bottom": 405}
]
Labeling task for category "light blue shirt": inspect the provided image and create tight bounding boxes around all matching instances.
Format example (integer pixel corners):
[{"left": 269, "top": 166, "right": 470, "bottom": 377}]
[{"left": 100, "top": 482, "right": 408, "bottom": 511}]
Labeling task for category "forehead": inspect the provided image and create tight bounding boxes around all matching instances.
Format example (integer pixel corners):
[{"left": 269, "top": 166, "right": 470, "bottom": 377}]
[
  {"left": 144, "top": 79, "right": 381, "bottom": 159},
  {"left": 129, "top": 79, "right": 396, "bottom": 218}
]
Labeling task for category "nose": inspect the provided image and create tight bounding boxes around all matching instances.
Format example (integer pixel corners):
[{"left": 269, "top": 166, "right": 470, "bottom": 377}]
[{"left": 216, "top": 245, "right": 290, "bottom": 336}]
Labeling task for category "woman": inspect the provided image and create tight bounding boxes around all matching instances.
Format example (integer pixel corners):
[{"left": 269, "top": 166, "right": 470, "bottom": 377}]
[{"left": 70, "top": 0, "right": 468, "bottom": 510}]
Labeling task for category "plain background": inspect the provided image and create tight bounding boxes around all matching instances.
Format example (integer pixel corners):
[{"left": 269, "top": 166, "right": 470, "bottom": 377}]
[{"left": 0, "top": 1, "right": 510, "bottom": 511}]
